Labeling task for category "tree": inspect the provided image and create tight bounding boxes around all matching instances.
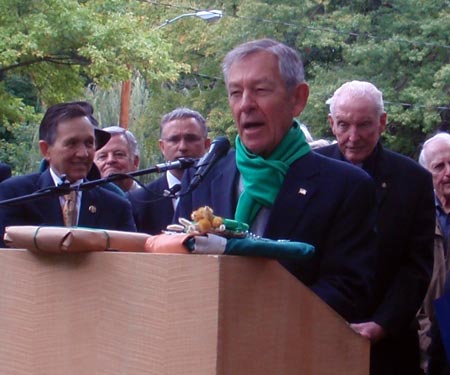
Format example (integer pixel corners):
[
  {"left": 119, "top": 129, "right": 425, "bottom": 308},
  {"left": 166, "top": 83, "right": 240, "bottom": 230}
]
[
  {"left": 300, "top": 0, "right": 450, "bottom": 157},
  {"left": 141, "top": 0, "right": 449, "bottom": 157},
  {"left": 0, "top": 0, "right": 187, "bottom": 173},
  {"left": 3, "top": 0, "right": 449, "bottom": 174}
]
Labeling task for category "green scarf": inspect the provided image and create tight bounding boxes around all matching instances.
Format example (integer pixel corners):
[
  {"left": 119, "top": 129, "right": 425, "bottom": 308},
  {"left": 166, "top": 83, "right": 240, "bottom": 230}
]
[{"left": 235, "top": 120, "right": 311, "bottom": 225}]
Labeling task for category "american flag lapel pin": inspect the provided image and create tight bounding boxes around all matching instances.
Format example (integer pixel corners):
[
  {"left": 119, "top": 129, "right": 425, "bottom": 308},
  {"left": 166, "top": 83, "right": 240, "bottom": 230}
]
[{"left": 298, "top": 188, "right": 307, "bottom": 195}]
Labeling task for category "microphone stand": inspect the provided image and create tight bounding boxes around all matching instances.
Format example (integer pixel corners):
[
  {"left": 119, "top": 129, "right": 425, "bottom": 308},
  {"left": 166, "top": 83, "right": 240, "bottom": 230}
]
[{"left": 0, "top": 158, "right": 197, "bottom": 207}]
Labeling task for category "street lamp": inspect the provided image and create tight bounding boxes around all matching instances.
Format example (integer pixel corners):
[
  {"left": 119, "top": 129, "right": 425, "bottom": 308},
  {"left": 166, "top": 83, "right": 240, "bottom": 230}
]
[
  {"left": 119, "top": 10, "right": 223, "bottom": 129},
  {"left": 158, "top": 10, "right": 223, "bottom": 29}
]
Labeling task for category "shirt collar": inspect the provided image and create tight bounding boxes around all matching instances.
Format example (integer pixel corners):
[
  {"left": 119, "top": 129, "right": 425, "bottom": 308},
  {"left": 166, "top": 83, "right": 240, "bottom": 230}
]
[
  {"left": 49, "top": 168, "right": 83, "bottom": 187},
  {"left": 435, "top": 194, "right": 442, "bottom": 209},
  {"left": 166, "top": 171, "right": 181, "bottom": 188}
]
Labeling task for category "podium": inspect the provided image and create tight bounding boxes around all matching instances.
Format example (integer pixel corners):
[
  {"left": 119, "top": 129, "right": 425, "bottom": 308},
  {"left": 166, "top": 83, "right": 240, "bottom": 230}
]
[{"left": 0, "top": 249, "right": 369, "bottom": 374}]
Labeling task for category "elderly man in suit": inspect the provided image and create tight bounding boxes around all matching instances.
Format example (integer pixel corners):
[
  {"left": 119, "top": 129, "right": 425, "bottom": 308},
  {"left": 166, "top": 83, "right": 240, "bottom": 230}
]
[
  {"left": 0, "top": 102, "right": 136, "bottom": 247},
  {"left": 316, "top": 80, "right": 435, "bottom": 375},
  {"left": 128, "top": 107, "right": 210, "bottom": 234},
  {"left": 417, "top": 132, "right": 450, "bottom": 372},
  {"left": 176, "top": 38, "right": 379, "bottom": 324}
]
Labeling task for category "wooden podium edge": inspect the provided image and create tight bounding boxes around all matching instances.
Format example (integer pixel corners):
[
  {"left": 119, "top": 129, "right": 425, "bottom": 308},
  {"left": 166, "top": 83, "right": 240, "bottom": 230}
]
[{"left": 216, "top": 256, "right": 370, "bottom": 375}]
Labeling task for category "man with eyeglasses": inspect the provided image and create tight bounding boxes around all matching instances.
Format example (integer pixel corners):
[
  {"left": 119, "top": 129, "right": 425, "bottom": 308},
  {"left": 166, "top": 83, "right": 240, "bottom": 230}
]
[
  {"left": 94, "top": 126, "right": 140, "bottom": 193},
  {"left": 128, "top": 107, "right": 210, "bottom": 234}
]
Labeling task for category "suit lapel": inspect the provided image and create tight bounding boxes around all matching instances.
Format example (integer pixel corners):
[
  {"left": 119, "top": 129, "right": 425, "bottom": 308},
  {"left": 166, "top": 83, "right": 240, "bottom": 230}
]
[
  {"left": 159, "top": 177, "right": 175, "bottom": 224},
  {"left": 323, "top": 144, "right": 390, "bottom": 207},
  {"left": 326, "top": 145, "right": 347, "bottom": 162},
  {"left": 79, "top": 189, "right": 99, "bottom": 227},
  {"left": 207, "top": 154, "right": 239, "bottom": 218},
  {"left": 363, "top": 145, "right": 390, "bottom": 207},
  {"left": 35, "top": 170, "right": 65, "bottom": 225},
  {"left": 265, "top": 153, "right": 319, "bottom": 238},
  {"left": 213, "top": 176, "right": 237, "bottom": 217}
]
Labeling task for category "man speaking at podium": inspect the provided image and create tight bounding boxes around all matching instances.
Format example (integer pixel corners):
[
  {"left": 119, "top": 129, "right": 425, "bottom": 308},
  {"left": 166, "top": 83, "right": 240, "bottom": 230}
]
[
  {"left": 0, "top": 102, "right": 136, "bottom": 248},
  {"left": 176, "top": 38, "right": 379, "bottom": 324}
]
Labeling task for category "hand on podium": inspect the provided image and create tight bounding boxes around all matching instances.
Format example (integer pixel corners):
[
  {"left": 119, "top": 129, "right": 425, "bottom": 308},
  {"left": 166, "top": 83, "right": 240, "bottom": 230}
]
[
  {"left": 145, "top": 232, "right": 315, "bottom": 261},
  {"left": 147, "top": 206, "right": 315, "bottom": 260},
  {"left": 350, "top": 321, "right": 387, "bottom": 344}
]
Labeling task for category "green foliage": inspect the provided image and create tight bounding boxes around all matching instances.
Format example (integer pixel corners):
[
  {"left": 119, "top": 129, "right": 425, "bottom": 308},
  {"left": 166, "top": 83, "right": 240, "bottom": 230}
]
[
  {"left": 85, "top": 73, "right": 161, "bottom": 183},
  {"left": 297, "top": 0, "right": 450, "bottom": 155},
  {"left": 139, "top": 0, "right": 449, "bottom": 157},
  {"left": 1, "top": 0, "right": 449, "bottom": 175},
  {"left": 0, "top": 0, "right": 185, "bottom": 173}
]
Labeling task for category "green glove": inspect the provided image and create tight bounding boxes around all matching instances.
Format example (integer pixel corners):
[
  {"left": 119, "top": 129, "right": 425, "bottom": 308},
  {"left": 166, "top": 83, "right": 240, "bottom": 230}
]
[
  {"left": 221, "top": 218, "right": 249, "bottom": 233},
  {"left": 225, "top": 236, "right": 314, "bottom": 260}
]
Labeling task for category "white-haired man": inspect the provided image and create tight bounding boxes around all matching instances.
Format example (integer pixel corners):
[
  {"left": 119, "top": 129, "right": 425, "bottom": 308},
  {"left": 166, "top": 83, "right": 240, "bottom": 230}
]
[
  {"left": 417, "top": 132, "right": 450, "bottom": 372},
  {"left": 94, "top": 126, "right": 140, "bottom": 192},
  {"left": 317, "top": 80, "right": 435, "bottom": 375}
]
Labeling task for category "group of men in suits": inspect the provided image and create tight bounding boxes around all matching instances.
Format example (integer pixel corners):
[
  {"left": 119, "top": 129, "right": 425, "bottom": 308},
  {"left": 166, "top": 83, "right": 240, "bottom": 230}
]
[
  {"left": 0, "top": 103, "right": 210, "bottom": 245},
  {"left": 178, "top": 39, "right": 379, "bottom": 325},
  {"left": 0, "top": 102, "right": 136, "bottom": 248},
  {"left": 0, "top": 37, "right": 446, "bottom": 374},
  {"left": 176, "top": 40, "right": 436, "bottom": 375}
]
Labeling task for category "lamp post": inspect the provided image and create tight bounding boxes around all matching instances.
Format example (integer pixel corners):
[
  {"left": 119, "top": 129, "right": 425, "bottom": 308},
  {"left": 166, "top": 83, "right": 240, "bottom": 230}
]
[
  {"left": 119, "top": 10, "right": 223, "bottom": 129},
  {"left": 158, "top": 10, "right": 222, "bottom": 29}
]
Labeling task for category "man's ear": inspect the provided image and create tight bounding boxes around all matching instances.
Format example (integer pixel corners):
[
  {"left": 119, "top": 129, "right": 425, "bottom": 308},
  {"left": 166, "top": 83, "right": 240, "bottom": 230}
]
[
  {"left": 133, "top": 155, "right": 140, "bottom": 170},
  {"left": 328, "top": 114, "right": 337, "bottom": 136},
  {"left": 379, "top": 112, "right": 388, "bottom": 134},
  {"left": 158, "top": 139, "right": 165, "bottom": 155},
  {"left": 204, "top": 137, "right": 211, "bottom": 150},
  {"left": 292, "top": 83, "right": 309, "bottom": 117},
  {"left": 39, "top": 140, "right": 50, "bottom": 160}
]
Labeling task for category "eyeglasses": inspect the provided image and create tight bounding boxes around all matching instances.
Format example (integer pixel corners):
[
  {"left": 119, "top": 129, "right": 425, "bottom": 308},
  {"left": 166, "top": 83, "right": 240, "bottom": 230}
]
[{"left": 162, "top": 134, "right": 204, "bottom": 145}]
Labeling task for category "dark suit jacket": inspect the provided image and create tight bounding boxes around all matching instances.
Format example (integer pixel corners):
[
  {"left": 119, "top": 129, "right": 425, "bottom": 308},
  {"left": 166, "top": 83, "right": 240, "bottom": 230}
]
[
  {"left": 128, "top": 174, "right": 174, "bottom": 235},
  {"left": 317, "top": 143, "right": 435, "bottom": 375},
  {"left": 177, "top": 149, "right": 379, "bottom": 323},
  {"left": 0, "top": 162, "right": 11, "bottom": 183},
  {"left": 0, "top": 169, "right": 136, "bottom": 247},
  {"left": 428, "top": 272, "right": 450, "bottom": 375}
]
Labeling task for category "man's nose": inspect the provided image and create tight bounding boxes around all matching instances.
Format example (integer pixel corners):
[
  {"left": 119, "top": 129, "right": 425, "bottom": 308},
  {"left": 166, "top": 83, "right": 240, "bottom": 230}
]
[
  {"left": 105, "top": 152, "right": 117, "bottom": 162},
  {"left": 444, "top": 163, "right": 450, "bottom": 176},
  {"left": 75, "top": 144, "right": 90, "bottom": 157},
  {"left": 177, "top": 138, "right": 188, "bottom": 152},
  {"left": 347, "top": 126, "right": 361, "bottom": 142},
  {"left": 240, "top": 91, "right": 257, "bottom": 112}
]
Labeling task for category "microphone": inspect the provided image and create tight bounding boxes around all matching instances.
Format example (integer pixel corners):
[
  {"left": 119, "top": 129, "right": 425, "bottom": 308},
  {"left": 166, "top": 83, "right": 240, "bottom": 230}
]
[
  {"left": 0, "top": 158, "right": 198, "bottom": 207},
  {"left": 155, "top": 158, "right": 197, "bottom": 173},
  {"left": 187, "top": 136, "right": 230, "bottom": 193}
]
